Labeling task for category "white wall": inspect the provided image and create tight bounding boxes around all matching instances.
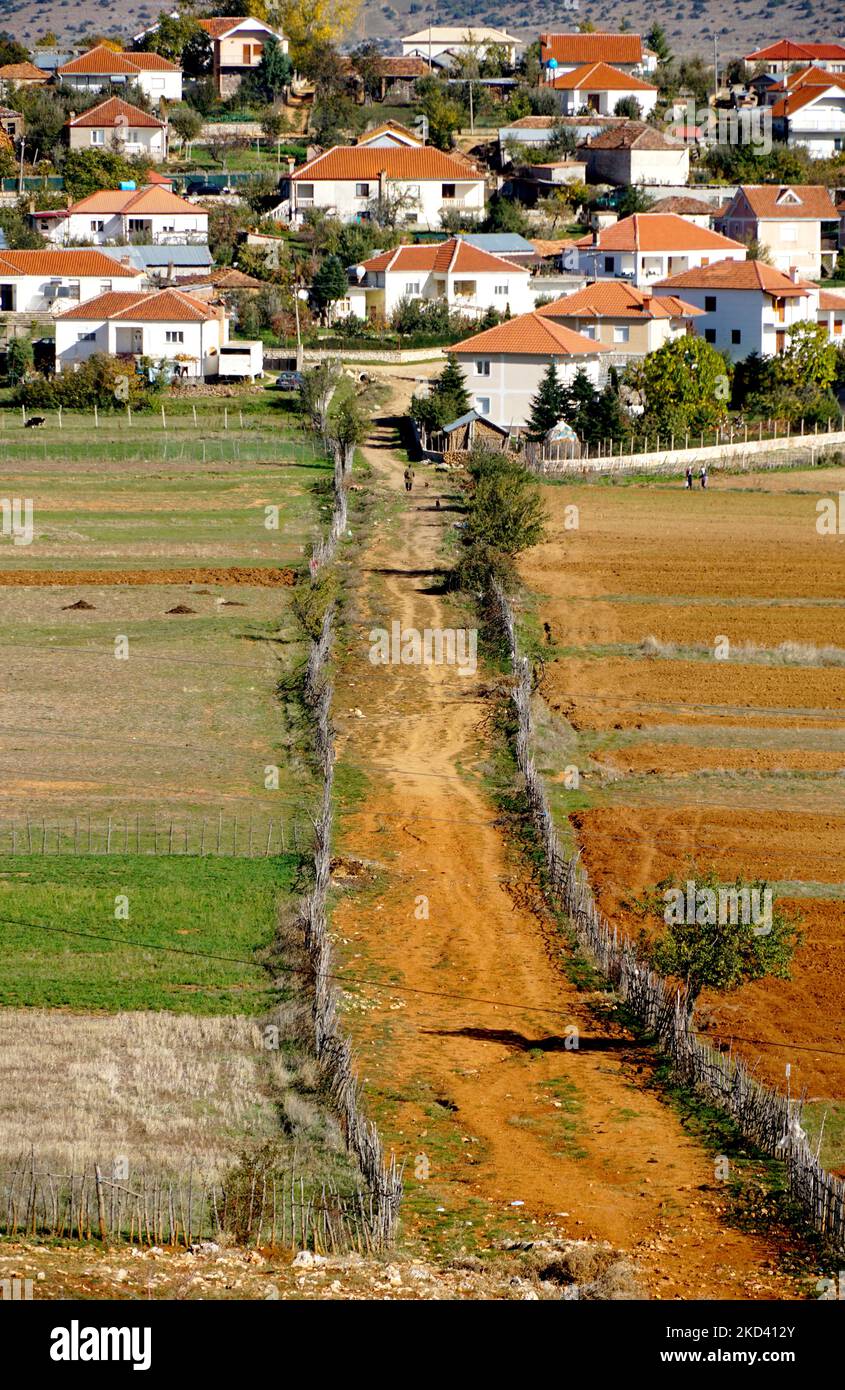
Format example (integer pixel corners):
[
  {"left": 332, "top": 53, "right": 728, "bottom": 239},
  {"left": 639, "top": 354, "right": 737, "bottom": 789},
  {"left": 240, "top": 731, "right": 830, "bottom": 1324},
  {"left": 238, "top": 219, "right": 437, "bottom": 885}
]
[
  {"left": 41, "top": 211, "right": 208, "bottom": 246},
  {"left": 552, "top": 85, "right": 658, "bottom": 117},
  {"left": 58, "top": 71, "right": 182, "bottom": 106},
  {"left": 0, "top": 270, "right": 143, "bottom": 313},
  {"left": 68, "top": 125, "right": 167, "bottom": 161},
  {"left": 55, "top": 315, "right": 225, "bottom": 375},
  {"left": 652, "top": 283, "right": 820, "bottom": 361},
  {"left": 578, "top": 244, "right": 745, "bottom": 285},
  {"left": 292, "top": 176, "right": 486, "bottom": 228},
  {"left": 454, "top": 350, "right": 602, "bottom": 427}
]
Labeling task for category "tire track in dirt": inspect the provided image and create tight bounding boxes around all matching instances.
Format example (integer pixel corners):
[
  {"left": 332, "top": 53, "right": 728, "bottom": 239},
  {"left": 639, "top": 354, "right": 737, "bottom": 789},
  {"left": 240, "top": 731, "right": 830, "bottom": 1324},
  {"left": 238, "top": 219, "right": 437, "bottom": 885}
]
[{"left": 331, "top": 381, "right": 800, "bottom": 1300}]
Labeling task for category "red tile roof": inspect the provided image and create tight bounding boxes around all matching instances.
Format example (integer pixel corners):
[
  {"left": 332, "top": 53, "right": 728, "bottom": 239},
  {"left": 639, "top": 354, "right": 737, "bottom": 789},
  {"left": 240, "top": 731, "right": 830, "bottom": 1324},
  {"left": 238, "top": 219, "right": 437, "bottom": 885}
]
[
  {"left": 356, "top": 119, "right": 423, "bottom": 146},
  {"left": 646, "top": 195, "right": 713, "bottom": 216},
  {"left": 293, "top": 146, "right": 482, "bottom": 181},
  {"left": 654, "top": 259, "right": 815, "bottom": 295},
  {"left": 578, "top": 213, "right": 745, "bottom": 253},
  {"left": 58, "top": 287, "right": 217, "bottom": 321},
  {"left": 819, "top": 290, "right": 845, "bottom": 311},
  {"left": 0, "top": 61, "right": 48, "bottom": 81},
  {"left": 58, "top": 45, "right": 179, "bottom": 76},
  {"left": 724, "top": 184, "right": 837, "bottom": 219},
  {"left": 198, "top": 16, "right": 280, "bottom": 38},
  {"left": 584, "top": 121, "right": 682, "bottom": 150},
  {"left": 0, "top": 248, "right": 142, "bottom": 277},
  {"left": 66, "top": 96, "right": 165, "bottom": 130},
  {"left": 361, "top": 237, "right": 528, "bottom": 277},
  {"left": 541, "top": 33, "right": 644, "bottom": 66},
  {"left": 67, "top": 186, "right": 204, "bottom": 216},
  {"left": 550, "top": 61, "right": 656, "bottom": 92},
  {"left": 771, "top": 76, "right": 845, "bottom": 118},
  {"left": 539, "top": 280, "right": 703, "bottom": 319},
  {"left": 451, "top": 310, "right": 607, "bottom": 357},
  {"left": 744, "top": 40, "right": 845, "bottom": 63}
]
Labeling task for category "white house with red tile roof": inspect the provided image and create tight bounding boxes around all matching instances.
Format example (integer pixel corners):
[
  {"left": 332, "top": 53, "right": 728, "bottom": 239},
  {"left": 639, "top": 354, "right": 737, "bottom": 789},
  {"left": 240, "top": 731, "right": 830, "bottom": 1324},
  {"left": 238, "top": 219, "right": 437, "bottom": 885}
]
[
  {"left": 355, "top": 120, "right": 424, "bottom": 149},
  {"left": 345, "top": 236, "right": 534, "bottom": 320},
  {"left": 449, "top": 311, "right": 607, "bottom": 427},
  {"left": 0, "top": 248, "right": 144, "bottom": 314},
  {"left": 575, "top": 214, "right": 746, "bottom": 285},
  {"left": 66, "top": 97, "right": 168, "bottom": 161},
  {"left": 540, "top": 33, "right": 656, "bottom": 76},
  {"left": 34, "top": 186, "right": 208, "bottom": 247},
  {"left": 546, "top": 62, "right": 658, "bottom": 117},
  {"left": 817, "top": 288, "right": 845, "bottom": 345},
  {"left": 715, "top": 184, "right": 837, "bottom": 278},
  {"left": 56, "top": 45, "right": 182, "bottom": 106},
  {"left": 288, "top": 146, "right": 486, "bottom": 229},
  {"left": 53, "top": 286, "right": 260, "bottom": 379},
  {"left": 578, "top": 121, "right": 689, "bottom": 185},
  {"left": 536, "top": 280, "right": 702, "bottom": 357},
  {"left": 768, "top": 69, "right": 845, "bottom": 157},
  {"left": 744, "top": 40, "right": 845, "bottom": 77},
  {"left": 653, "top": 260, "right": 820, "bottom": 360},
  {"left": 401, "top": 27, "right": 520, "bottom": 64}
]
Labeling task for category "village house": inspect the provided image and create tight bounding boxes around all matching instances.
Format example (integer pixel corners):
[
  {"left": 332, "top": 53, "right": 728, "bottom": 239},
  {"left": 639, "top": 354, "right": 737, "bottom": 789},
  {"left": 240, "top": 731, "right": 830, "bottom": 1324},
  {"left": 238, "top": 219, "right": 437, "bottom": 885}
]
[
  {"left": 540, "top": 32, "right": 657, "bottom": 76},
  {"left": 0, "top": 60, "right": 48, "bottom": 94},
  {"left": 96, "top": 244, "right": 213, "bottom": 283},
  {"left": 197, "top": 16, "right": 289, "bottom": 98},
  {"left": 817, "top": 288, "right": 845, "bottom": 343},
  {"left": 53, "top": 286, "right": 262, "bottom": 380},
  {"left": 449, "top": 310, "right": 607, "bottom": 427},
  {"left": 579, "top": 122, "right": 689, "bottom": 185},
  {"left": 343, "top": 58, "right": 432, "bottom": 106},
  {"left": 65, "top": 97, "right": 168, "bottom": 162},
  {"left": 35, "top": 186, "right": 208, "bottom": 248},
  {"left": 355, "top": 121, "right": 424, "bottom": 149},
  {"left": 647, "top": 196, "right": 716, "bottom": 227},
  {"left": 537, "top": 279, "right": 702, "bottom": 358},
  {"left": 287, "top": 146, "right": 486, "bottom": 229},
  {"left": 401, "top": 26, "right": 521, "bottom": 66},
  {"left": 344, "top": 236, "right": 535, "bottom": 321},
  {"left": 769, "top": 68, "right": 845, "bottom": 158},
  {"left": 576, "top": 213, "right": 746, "bottom": 285},
  {"left": 744, "top": 39, "right": 845, "bottom": 77},
  {"left": 0, "top": 104, "right": 23, "bottom": 141},
  {"left": 716, "top": 184, "right": 838, "bottom": 278},
  {"left": 0, "top": 247, "right": 144, "bottom": 313},
  {"left": 546, "top": 63, "right": 659, "bottom": 118},
  {"left": 55, "top": 45, "right": 182, "bottom": 107},
  {"left": 653, "top": 260, "right": 820, "bottom": 360}
]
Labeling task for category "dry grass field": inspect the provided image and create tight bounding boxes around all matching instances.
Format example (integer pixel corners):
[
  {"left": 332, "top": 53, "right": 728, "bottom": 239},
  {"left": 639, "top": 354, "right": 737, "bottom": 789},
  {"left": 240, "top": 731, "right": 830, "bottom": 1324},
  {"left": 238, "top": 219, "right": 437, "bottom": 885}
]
[{"left": 520, "top": 465, "right": 845, "bottom": 1164}]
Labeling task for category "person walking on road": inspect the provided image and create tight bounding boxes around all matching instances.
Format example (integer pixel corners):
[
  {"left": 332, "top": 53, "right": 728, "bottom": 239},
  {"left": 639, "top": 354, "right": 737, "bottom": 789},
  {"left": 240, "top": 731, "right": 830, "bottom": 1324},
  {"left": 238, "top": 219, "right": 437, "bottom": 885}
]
[
  {"left": 404, "top": 466, "right": 415, "bottom": 493},
  {"left": 685, "top": 466, "right": 693, "bottom": 490},
  {"left": 700, "top": 465, "right": 708, "bottom": 490}
]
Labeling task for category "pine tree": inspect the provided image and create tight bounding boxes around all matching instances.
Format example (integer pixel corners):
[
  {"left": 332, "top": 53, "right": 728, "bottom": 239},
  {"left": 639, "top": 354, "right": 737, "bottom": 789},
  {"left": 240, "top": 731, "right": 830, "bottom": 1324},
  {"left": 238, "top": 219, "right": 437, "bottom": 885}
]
[
  {"left": 434, "top": 355, "right": 471, "bottom": 418},
  {"left": 311, "top": 255, "right": 349, "bottom": 317},
  {"left": 527, "top": 361, "right": 568, "bottom": 440}
]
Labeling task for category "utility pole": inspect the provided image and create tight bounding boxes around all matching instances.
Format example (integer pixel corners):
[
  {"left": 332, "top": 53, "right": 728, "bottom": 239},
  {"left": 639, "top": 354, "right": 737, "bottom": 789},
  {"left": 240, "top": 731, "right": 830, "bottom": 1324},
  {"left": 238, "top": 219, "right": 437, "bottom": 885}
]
[{"left": 713, "top": 33, "right": 719, "bottom": 101}]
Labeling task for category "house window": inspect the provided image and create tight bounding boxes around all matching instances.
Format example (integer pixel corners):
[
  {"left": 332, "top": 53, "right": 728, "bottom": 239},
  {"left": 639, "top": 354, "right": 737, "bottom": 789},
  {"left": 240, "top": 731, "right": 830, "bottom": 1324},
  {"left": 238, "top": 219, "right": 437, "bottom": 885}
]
[
  {"left": 780, "top": 224, "right": 796, "bottom": 242},
  {"left": 494, "top": 283, "right": 509, "bottom": 295},
  {"left": 151, "top": 77, "right": 165, "bottom": 89},
  {"left": 731, "top": 329, "right": 742, "bottom": 344},
  {"left": 704, "top": 295, "right": 717, "bottom": 312},
  {"left": 834, "top": 318, "right": 843, "bottom": 336},
  {"left": 99, "top": 281, "right": 112, "bottom": 294},
  {"left": 406, "top": 281, "right": 421, "bottom": 295},
  {"left": 90, "top": 129, "right": 104, "bottom": 145},
  {"left": 165, "top": 330, "right": 185, "bottom": 344},
  {"left": 77, "top": 331, "right": 96, "bottom": 342},
  {"left": 90, "top": 220, "right": 105, "bottom": 232},
  {"left": 604, "top": 256, "right": 614, "bottom": 273},
  {"left": 475, "top": 360, "right": 491, "bottom": 376},
  {"left": 128, "top": 219, "right": 148, "bottom": 233},
  {"left": 442, "top": 183, "right": 456, "bottom": 199},
  {"left": 475, "top": 397, "right": 490, "bottom": 416},
  {"left": 704, "top": 328, "right": 716, "bottom": 343},
  {"left": 355, "top": 182, "right": 370, "bottom": 198},
  {"left": 297, "top": 183, "right": 314, "bottom": 203},
  {"left": 612, "top": 325, "right": 630, "bottom": 344}
]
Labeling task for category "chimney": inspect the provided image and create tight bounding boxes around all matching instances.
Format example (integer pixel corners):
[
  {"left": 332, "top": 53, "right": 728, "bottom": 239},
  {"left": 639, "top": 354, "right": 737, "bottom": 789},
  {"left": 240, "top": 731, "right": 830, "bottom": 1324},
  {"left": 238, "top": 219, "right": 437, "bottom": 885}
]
[
  {"left": 167, "top": 260, "right": 174, "bottom": 284},
  {"left": 641, "top": 288, "right": 652, "bottom": 312},
  {"left": 287, "top": 157, "right": 295, "bottom": 176},
  {"left": 592, "top": 228, "right": 598, "bottom": 246},
  {"left": 789, "top": 265, "right": 799, "bottom": 283},
  {"left": 69, "top": 110, "right": 75, "bottom": 122}
]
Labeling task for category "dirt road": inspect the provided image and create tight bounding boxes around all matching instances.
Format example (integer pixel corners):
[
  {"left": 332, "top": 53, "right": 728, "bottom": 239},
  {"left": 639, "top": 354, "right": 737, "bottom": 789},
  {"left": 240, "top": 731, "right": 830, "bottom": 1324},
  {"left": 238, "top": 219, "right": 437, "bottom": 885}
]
[{"left": 331, "top": 381, "right": 802, "bottom": 1299}]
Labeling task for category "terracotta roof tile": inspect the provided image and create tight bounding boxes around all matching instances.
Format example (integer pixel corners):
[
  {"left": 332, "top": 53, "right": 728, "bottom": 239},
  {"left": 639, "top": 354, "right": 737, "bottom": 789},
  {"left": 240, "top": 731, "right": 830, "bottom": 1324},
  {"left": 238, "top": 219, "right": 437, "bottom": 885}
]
[
  {"left": 198, "top": 16, "right": 280, "bottom": 39},
  {"left": 584, "top": 121, "right": 682, "bottom": 150},
  {"left": 58, "top": 287, "right": 217, "bottom": 321},
  {"left": 66, "top": 96, "right": 165, "bottom": 130},
  {"left": 68, "top": 186, "right": 203, "bottom": 216},
  {"left": 724, "top": 184, "right": 837, "bottom": 220},
  {"left": 451, "top": 310, "right": 607, "bottom": 357},
  {"left": 550, "top": 61, "right": 656, "bottom": 92},
  {"left": 361, "top": 236, "right": 527, "bottom": 277},
  {"left": 578, "top": 213, "right": 746, "bottom": 253},
  {"left": 648, "top": 195, "right": 713, "bottom": 215},
  {"left": 293, "top": 146, "right": 482, "bottom": 181},
  {"left": 0, "top": 248, "right": 142, "bottom": 277},
  {"left": 819, "top": 289, "right": 845, "bottom": 311},
  {"left": 744, "top": 40, "right": 845, "bottom": 62},
  {"left": 541, "top": 33, "right": 644, "bottom": 65},
  {"left": 771, "top": 78, "right": 845, "bottom": 118},
  {"left": 0, "top": 61, "right": 48, "bottom": 81},
  {"left": 58, "top": 45, "right": 178, "bottom": 75},
  {"left": 539, "top": 280, "right": 703, "bottom": 319},
  {"left": 654, "top": 259, "right": 815, "bottom": 295}
]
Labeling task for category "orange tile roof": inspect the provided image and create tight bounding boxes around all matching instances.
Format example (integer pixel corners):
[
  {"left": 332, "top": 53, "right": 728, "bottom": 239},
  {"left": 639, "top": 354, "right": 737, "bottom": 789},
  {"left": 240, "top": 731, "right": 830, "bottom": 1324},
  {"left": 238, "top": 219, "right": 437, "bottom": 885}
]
[
  {"left": 0, "top": 61, "right": 48, "bottom": 81},
  {"left": 819, "top": 290, "right": 845, "bottom": 311},
  {"left": 726, "top": 184, "right": 837, "bottom": 220},
  {"left": 539, "top": 280, "right": 703, "bottom": 319},
  {"left": 293, "top": 146, "right": 482, "bottom": 181},
  {"left": 451, "top": 310, "right": 607, "bottom": 357},
  {"left": 58, "top": 287, "right": 217, "bottom": 321},
  {"left": 0, "top": 248, "right": 142, "bottom": 277},
  {"left": 744, "top": 40, "right": 845, "bottom": 62},
  {"left": 66, "top": 96, "right": 165, "bottom": 130},
  {"left": 198, "top": 16, "right": 279, "bottom": 38},
  {"left": 785, "top": 65, "right": 845, "bottom": 90},
  {"left": 356, "top": 120, "right": 423, "bottom": 145},
  {"left": 69, "top": 186, "right": 203, "bottom": 216},
  {"left": 578, "top": 213, "right": 746, "bottom": 253},
  {"left": 550, "top": 61, "right": 656, "bottom": 92},
  {"left": 541, "top": 33, "right": 644, "bottom": 65},
  {"left": 771, "top": 78, "right": 845, "bottom": 117},
  {"left": 654, "top": 259, "right": 815, "bottom": 295},
  {"left": 360, "top": 237, "right": 527, "bottom": 277},
  {"left": 583, "top": 121, "right": 681, "bottom": 150},
  {"left": 58, "top": 45, "right": 178, "bottom": 76}
]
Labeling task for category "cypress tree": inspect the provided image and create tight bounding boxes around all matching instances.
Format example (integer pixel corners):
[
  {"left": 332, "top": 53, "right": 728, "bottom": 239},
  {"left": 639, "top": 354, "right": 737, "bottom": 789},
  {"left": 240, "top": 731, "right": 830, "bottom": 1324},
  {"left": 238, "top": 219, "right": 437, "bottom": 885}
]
[{"left": 526, "top": 361, "right": 568, "bottom": 440}]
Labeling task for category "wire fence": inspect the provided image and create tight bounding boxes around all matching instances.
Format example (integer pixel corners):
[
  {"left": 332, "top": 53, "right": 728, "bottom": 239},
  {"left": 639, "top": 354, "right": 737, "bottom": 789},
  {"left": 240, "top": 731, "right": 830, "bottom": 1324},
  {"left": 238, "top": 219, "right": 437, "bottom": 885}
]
[
  {"left": 0, "top": 812, "right": 313, "bottom": 859},
  {"left": 0, "top": 1154, "right": 385, "bottom": 1254},
  {"left": 492, "top": 583, "right": 845, "bottom": 1253}
]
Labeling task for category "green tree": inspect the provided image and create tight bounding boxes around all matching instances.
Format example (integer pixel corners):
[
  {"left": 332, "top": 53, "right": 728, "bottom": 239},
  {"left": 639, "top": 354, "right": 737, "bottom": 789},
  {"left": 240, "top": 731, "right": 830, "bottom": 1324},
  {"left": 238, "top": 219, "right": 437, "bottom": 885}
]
[
  {"left": 435, "top": 354, "right": 471, "bottom": 416},
  {"left": 261, "top": 106, "right": 290, "bottom": 143},
  {"left": 417, "top": 75, "right": 463, "bottom": 150},
  {"left": 5, "top": 337, "right": 33, "bottom": 385},
  {"left": 614, "top": 96, "right": 642, "bottom": 119},
  {"left": 646, "top": 23, "right": 672, "bottom": 65},
  {"left": 0, "top": 199, "right": 44, "bottom": 250},
  {"left": 311, "top": 253, "right": 349, "bottom": 317},
  {"left": 168, "top": 103, "right": 203, "bottom": 153},
  {"left": 254, "top": 36, "right": 293, "bottom": 101},
  {"left": 526, "top": 361, "right": 569, "bottom": 440},
  {"left": 457, "top": 448, "right": 547, "bottom": 590},
  {"left": 780, "top": 320, "right": 837, "bottom": 393},
  {"left": 0, "top": 32, "right": 29, "bottom": 67},
  {"left": 617, "top": 184, "right": 654, "bottom": 217},
  {"left": 482, "top": 190, "right": 529, "bottom": 235},
  {"left": 631, "top": 335, "right": 731, "bottom": 437},
  {"left": 350, "top": 40, "right": 385, "bottom": 101},
  {"left": 62, "top": 149, "right": 151, "bottom": 201}
]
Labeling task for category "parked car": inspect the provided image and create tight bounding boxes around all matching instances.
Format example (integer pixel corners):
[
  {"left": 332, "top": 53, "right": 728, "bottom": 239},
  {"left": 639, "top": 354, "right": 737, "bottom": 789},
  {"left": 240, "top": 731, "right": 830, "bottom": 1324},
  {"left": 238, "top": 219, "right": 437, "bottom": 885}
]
[
  {"left": 276, "top": 371, "right": 304, "bottom": 391},
  {"left": 186, "top": 179, "right": 225, "bottom": 197}
]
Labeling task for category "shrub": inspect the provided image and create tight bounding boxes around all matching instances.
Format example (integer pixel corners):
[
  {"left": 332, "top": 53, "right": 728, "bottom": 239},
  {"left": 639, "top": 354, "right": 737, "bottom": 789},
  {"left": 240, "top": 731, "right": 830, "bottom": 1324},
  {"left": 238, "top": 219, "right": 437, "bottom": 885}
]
[{"left": 17, "top": 354, "right": 160, "bottom": 411}]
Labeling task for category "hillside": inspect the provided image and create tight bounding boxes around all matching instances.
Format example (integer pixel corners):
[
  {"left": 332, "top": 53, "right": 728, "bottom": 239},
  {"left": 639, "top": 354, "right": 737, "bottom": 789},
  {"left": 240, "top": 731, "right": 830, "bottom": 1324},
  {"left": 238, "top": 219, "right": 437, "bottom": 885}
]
[{"left": 1, "top": 0, "right": 840, "bottom": 65}]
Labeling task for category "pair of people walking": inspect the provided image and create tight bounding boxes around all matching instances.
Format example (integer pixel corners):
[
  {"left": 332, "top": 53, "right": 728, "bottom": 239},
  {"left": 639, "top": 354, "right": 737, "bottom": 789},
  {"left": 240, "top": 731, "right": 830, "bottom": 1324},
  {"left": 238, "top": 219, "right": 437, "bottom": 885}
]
[{"left": 685, "top": 466, "right": 708, "bottom": 490}]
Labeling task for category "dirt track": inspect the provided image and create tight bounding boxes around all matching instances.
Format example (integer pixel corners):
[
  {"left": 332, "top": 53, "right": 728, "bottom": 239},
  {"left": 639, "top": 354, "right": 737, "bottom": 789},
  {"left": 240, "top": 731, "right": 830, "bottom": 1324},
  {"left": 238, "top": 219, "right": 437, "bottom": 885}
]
[{"left": 331, "top": 382, "right": 802, "bottom": 1300}]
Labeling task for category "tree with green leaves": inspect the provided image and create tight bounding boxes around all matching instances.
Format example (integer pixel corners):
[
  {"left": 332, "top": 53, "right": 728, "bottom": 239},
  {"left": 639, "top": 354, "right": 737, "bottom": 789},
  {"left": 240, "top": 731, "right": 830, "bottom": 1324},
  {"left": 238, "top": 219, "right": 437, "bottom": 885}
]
[
  {"left": 168, "top": 103, "right": 203, "bottom": 154},
  {"left": 62, "top": 149, "right": 151, "bottom": 201},
  {"left": 526, "top": 361, "right": 569, "bottom": 440},
  {"left": 6, "top": 337, "right": 33, "bottom": 385},
  {"left": 482, "top": 190, "right": 529, "bottom": 235},
  {"left": 331, "top": 392, "right": 366, "bottom": 471},
  {"left": 456, "top": 447, "right": 547, "bottom": 591},
  {"left": 254, "top": 36, "right": 293, "bottom": 101},
  {"left": 614, "top": 96, "right": 642, "bottom": 119},
  {"left": 646, "top": 23, "right": 672, "bottom": 65},
  {"left": 409, "top": 354, "right": 471, "bottom": 437},
  {"left": 436, "top": 354, "right": 471, "bottom": 417},
  {"left": 779, "top": 320, "right": 837, "bottom": 393},
  {"left": 350, "top": 41, "right": 385, "bottom": 101},
  {"left": 629, "top": 334, "right": 731, "bottom": 438},
  {"left": 416, "top": 75, "right": 463, "bottom": 150},
  {"left": 310, "top": 253, "right": 349, "bottom": 319}
]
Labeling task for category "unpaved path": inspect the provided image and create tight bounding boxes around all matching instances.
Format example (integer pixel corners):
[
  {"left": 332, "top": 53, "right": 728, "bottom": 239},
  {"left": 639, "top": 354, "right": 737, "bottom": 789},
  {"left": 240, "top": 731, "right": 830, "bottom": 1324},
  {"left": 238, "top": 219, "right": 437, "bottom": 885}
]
[{"left": 332, "top": 381, "right": 800, "bottom": 1300}]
